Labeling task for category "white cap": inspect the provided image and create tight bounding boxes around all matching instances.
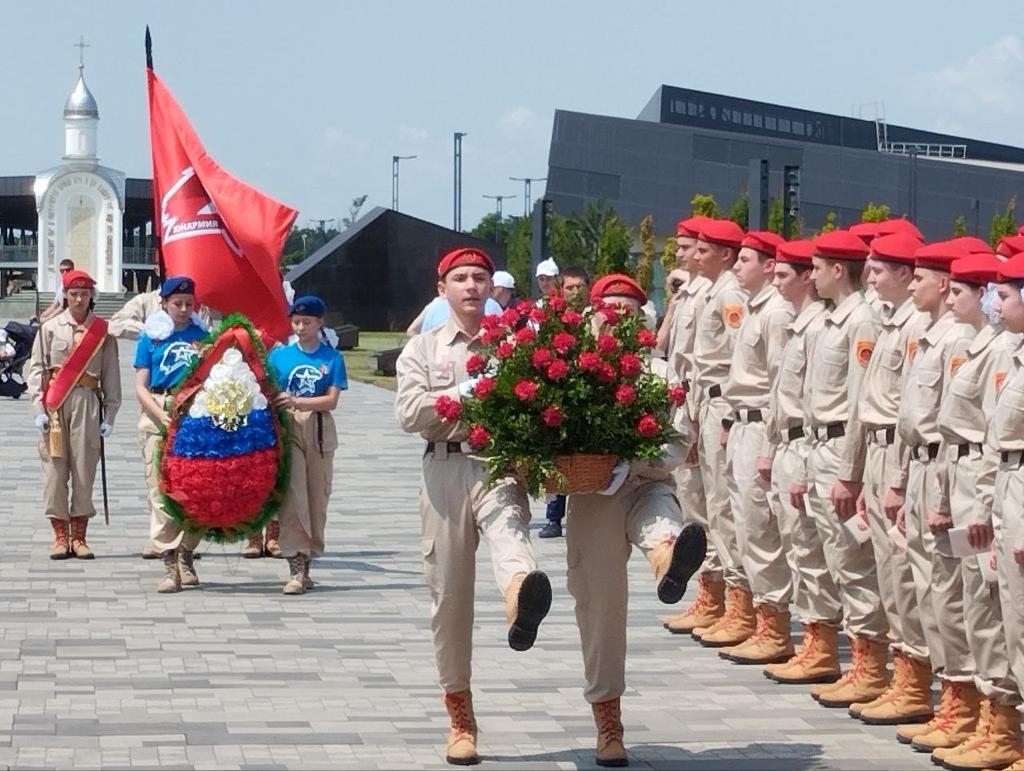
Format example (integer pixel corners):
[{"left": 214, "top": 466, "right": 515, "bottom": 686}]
[
  {"left": 492, "top": 270, "right": 515, "bottom": 289},
  {"left": 535, "top": 258, "right": 560, "bottom": 277}
]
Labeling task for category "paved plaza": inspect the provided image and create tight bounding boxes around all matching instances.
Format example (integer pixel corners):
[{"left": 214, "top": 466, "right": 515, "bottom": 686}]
[{"left": 0, "top": 360, "right": 936, "bottom": 770}]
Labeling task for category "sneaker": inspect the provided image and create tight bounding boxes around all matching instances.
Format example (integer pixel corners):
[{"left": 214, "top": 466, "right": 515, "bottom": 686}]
[{"left": 538, "top": 521, "right": 562, "bottom": 539}]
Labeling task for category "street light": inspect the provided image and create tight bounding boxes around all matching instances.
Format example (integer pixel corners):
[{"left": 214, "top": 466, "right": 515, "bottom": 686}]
[
  {"left": 482, "top": 194, "right": 516, "bottom": 245},
  {"left": 453, "top": 132, "right": 467, "bottom": 231},
  {"left": 509, "top": 176, "right": 547, "bottom": 218},
  {"left": 392, "top": 155, "right": 417, "bottom": 212}
]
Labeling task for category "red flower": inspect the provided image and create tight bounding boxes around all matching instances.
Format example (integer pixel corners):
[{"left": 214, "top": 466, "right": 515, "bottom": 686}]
[
  {"left": 637, "top": 328, "right": 658, "bottom": 348},
  {"left": 481, "top": 314, "right": 501, "bottom": 331},
  {"left": 637, "top": 414, "right": 660, "bottom": 437},
  {"left": 597, "top": 362, "right": 617, "bottom": 382},
  {"left": 473, "top": 377, "right": 497, "bottom": 398},
  {"left": 481, "top": 328, "right": 504, "bottom": 345},
  {"left": 516, "top": 300, "right": 534, "bottom": 317},
  {"left": 547, "top": 294, "right": 567, "bottom": 312},
  {"left": 668, "top": 385, "right": 687, "bottom": 406},
  {"left": 578, "top": 351, "right": 601, "bottom": 372},
  {"left": 500, "top": 308, "right": 520, "bottom": 327},
  {"left": 546, "top": 359, "right": 569, "bottom": 380},
  {"left": 513, "top": 380, "right": 539, "bottom": 401},
  {"left": 560, "top": 311, "right": 583, "bottom": 327},
  {"left": 466, "top": 353, "right": 487, "bottom": 374},
  {"left": 496, "top": 341, "right": 515, "bottom": 359},
  {"left": 434, "top": 395, "right": 462, "bottom": 422},
  {"left": 601, "top": 307, "right": 620, "bottom": 325},
  {"left": 532, "top": 347, "right": 554, "bottom": 369},
  {"left": 541, "top": 405, "right": 563, "bottom": 426},
  {"left": 552, "top": 332, "right": 576, "bottom": 354},
  {"left": 514, "top": 327, "right": 537, "bottom": 345},
  {"left": 529, "top": 307, "right": 548, "bottom": 324},
  {"left": 597, "top": 334, "right": 619, "bottom": 355},
  {"left": 619, "top": 353, "right": 642, "bottom": 377},
  {"left": 468, "top": 425, "right": 491, "bottom": 449},
  {"left": 615, "top": 385, "right": 637, "bottom": 405}
]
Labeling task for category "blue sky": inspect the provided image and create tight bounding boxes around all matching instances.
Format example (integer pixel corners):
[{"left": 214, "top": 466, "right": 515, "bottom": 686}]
[{"left": 2, "top": 1, "right": 1023, "bottom": 231}]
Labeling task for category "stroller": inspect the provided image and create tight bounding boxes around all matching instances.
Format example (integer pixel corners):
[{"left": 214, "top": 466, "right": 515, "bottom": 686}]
[{"left": 0, "top": 321, "right": 37, "bottom": 399}]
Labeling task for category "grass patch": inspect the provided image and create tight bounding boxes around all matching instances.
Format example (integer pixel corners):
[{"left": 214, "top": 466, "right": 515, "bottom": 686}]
[{"left": 341, "top": 331, "right": 407, "bottom": 390}]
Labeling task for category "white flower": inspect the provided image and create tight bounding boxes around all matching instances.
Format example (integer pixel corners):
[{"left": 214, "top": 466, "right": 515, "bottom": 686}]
[
  {"left": 144, "top": 310, "right": 175, "bottom": 342},
  {"left": 188, "top": 346, "right": 267, "bottom": 419}
]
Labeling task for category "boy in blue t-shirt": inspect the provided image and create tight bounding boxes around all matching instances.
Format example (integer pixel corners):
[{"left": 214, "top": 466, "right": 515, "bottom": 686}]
[{"left": 267, "top": 295, "right": 347, "bottom": 594}]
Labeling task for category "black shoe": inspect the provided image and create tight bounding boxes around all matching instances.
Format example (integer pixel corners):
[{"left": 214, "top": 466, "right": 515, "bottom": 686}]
[
  {"left": 508, "top": 571, "right": 552, "bottom": 651},
  {"left": 538, "top": 522, "right": 562, "bottom": 539},
  {"left": 656, "top": 523, "right": 707, "bottom": 605}
]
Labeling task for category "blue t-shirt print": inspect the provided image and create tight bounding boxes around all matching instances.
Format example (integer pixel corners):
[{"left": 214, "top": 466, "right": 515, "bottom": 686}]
[
  {"left": 268, "top": 341, "right": 348, "bottom": 397},
  {"left": 133, "top": 324, "right": 208, "bottom": 390}
]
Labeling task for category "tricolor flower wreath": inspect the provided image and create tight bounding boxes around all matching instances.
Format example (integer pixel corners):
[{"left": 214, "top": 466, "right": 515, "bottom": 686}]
[{"left": 156, "top": 313, "right": 291, "bottom": 542}]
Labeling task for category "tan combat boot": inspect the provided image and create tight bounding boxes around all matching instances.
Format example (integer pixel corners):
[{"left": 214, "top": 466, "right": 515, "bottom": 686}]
[
  {"left": 157, "top": 550, "right": 181, "bottom": 593},
  {"left": 769, "top": 623, "right": 842, "bottom": 685},
  {"left": 49, "top": 518, "right": 70, "bottom": 560},
  {"left": 283, "top": 555, "right": 306, "bottom": 595},
  {"left": 817, "top": 636, "right": 889, "bottom": 708},
  {"left": 898, "top": 678, "right": 953, "bottom": 744},
  {"left": 242, "top": 531, "right": 264, "bottom": 558},
  {"left": 443, "top": 690, "right": 479, "bottom": 766},
  {"left": 504, "top": 571, "right": 552, "bottom": 651},
  {"left": 666, "top": 574, "right": 725, "bottom": 634},
  {"left": 648, "top": 524, "right": 707, "bottom": 605},
  {"left": 940, "top": 701, "right": 1022, "bottom": 770},
  {"left": 859, "top": 652, "right": 933, "bottom": 725},
  {"left": 722, "top": 605, "right": 794, "bottom": 664},
  {"left": 69, "top": 516, "right": 94, "bottom": 559},
  {"left": 264, "top": 520, "right": 283, "bottom": 558},
  {"left": 699, "top": 587, "right": 756, "bottom": 648},
  {"left": 850, "top": 648, "right": 905, "bottom": 719},
  {"left": 591, "top": 698, "right": 628, "bottom": 768},
  {"left": 141, "top": 543, "right": 160, "bottom": 559},
  {"left": 910, "top": 681, "right": 979, "bottom": 752},
  {"left": 178, "top": 548, "right": 199, "bottom": 587},
  {"left": 763, "top": 623, "right": 814, "bottom": 679},
  {"left": 931, "top": 697, "right": 991, "bottom": 766}
]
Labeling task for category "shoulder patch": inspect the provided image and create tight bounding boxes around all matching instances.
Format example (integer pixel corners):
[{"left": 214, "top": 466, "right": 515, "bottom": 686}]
[
  {"left": 949, "top": 356, "right": 967, "bottom": 376},
  {"left": 906, "top": 339, "right": 918, "bottom": 363},
  {"left": 995, "top": 371, "right": 1007, "bottom": 392},
  {"left": 723, "top": 304, "right": 744, "bottom": 329},
  {"left": 855, "top": 340, "right": 875, "bottom": 368}
]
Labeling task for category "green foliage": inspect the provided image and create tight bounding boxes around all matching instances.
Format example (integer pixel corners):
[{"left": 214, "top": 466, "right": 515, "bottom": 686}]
[
  {"left": 690, "top": 193, "right": 720, "bottom": 218},
  {"left": 660, "top": 235, "right": 677, "bottom": 272},
  {"left": 728, "top": 191, "right": 749, "bottom": 229},
  {"left": 596, "top": 214, "right": 633, "bottom": 276},
  {"left": 767, "top": 196, "right": 784, "bottom": 235},
  {"left": 989, "top": 196, "right": 1018, "bottom": 248},
  {"left": 470, "top": 211, "right": 516, "bottom": 244},
  {"left": 860, "top": 201, "right": 892, "bottom": 223},
  {"left": 281, "top": 225, "right": 341, "bottom": 267},
  {"left": 952, "top": 215, "right": 968, "bottom": 237},
  {"left": 635, "top": 215, "right": 656, "bottom": 291},
  {"left": 816, "top": 211, "right": 837, "bottom": 236},
  {"left": 548, "top": 200, "right": 634, "bottom": 278},
  {"left": 504, "top": 214, "right": 533, "bottom": 292}
]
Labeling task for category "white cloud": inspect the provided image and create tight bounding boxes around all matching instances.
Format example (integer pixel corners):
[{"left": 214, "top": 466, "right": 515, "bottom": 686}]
[
  {"left": 320, "top": 126, "right": 372, "bottom": 157},
  {"left": 399, "top": 124, "right": 430, "bottom": 142},
  {"left": 924, "top": 35, "right": 1024, "bottom": 116}
]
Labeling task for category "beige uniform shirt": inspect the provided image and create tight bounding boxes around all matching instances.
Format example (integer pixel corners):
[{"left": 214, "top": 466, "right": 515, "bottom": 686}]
[
  {"left": 722, "top": 284, "right": 791, "bottom": 414},
  {"left": 763, "top": 301, "right": 826, "bottom": 456},
  {"left": 395, "top": 316, "right": 479, "bottom": 443},
  {"left": 667, "top": 274, "right": 712, "bottom": 384},
  {"left": 26, "top": 310, "right": 122, "bottom": 423},
  {"left": 692, "top": 270, "right": 747, "bottom": 403},
  {"left": 803, "top": 291, "right": 880, "bottom": 481},
  {"left": 864, "top": 285, "right": 889, "bottom": 317},
  {"left": 988, "top": 336, "right": 1024, "bottom": 452},
  {"left": 842, "top": 297, "right": 928, "bottom": 488},
  {"left": 896, "top": 311, "right": 975, "bottom": 513}
]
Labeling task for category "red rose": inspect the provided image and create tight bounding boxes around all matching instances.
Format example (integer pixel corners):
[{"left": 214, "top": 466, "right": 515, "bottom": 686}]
[
  {"left": 541, "top": 405, "right": 563, "bottom": 426},
  {"left": 552, "top": 332, "right": 576, "bottom": 354},
  {"left": 466, "top": 353, "right": 487, "bottom": 374},
  {"left": 529, "top": 307, "right": 548, "bottom": 324},
  {"left": 547, "top": 294, "right": 567, "bottom": 312},
  {"left": 481, "top": 314, "right": 501, "bottom": 331},
  {"left": 615, "top": 385, "right": 636, "bottom": 405},
  {"left": 597, "top": 334, "right": 619, "bottom": 355},
  {"left": 513, "top": 380, "right": 539, "bottom": 401},
  {"left": 514, "top": 327, "right": 537, "bottom": 345},
  {"left": 516, "top": 300, "right": 534, "bottom": 317},
  {"left": 532, "top": 347, "right": 554, "bottom": 369},
  {"left": 473, "top": 377, "right": 497, "bottom": 398},
  {"left": 637, "top": 328, "right": 658, "bottom": 348},
  {"left": 496, "top": 341, "right": 515, "bottom": 359},
  {"left": 601, "top": 307, "right": 620, "bottom": 325},
  {"left": 546, "top": 359, "right": 569, "bottom": 380},
  {"left": 468, "top": 425, "right": 491, "bottom": 449},
  {"left": 434, "top": 395, "right": 462, "bottom": 423},
  {"left": 481, "top": 328, "right": 504, "bottom": 345},
  {"left": 637, "top": 414, "right": 660, "bottom": 437},
  {"left": 597, "top": 362, "right": 617, "bottom": 382},
  {"left": 668, "top": 385, "right": 687, "bottom": 406},
  {"left": 500, "top": 308, "right": 520, "bottom": 327},
  {"left": 619, "top": 353, "right": 642, "bottom": 377},
  {"left": 560, "top": 311, "right": 583, "bottom": 327},
  {"left": 578, "top": 351, "right": 601, "bottom": 372}
]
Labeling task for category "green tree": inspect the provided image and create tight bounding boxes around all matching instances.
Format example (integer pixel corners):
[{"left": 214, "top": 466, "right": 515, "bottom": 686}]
[
  {"left": 989, "top": 196, "right": 1018, "bottom": 247},
  {"left": 728, "top": 191, "right": 749, "bottom": 229},
  {"left": 816, "top": 211, "right": 837, "bottom": 236},
  {"left": 952, "top": 215, "right": 968, "bottom": 237},
  {"left": 341, "top": 195, "right": 368, "bottom": 228},
  {"left": 547, "top": 199, "right": 627, "bottom": 278},
  {"left": 660, "top": 235, "right": 677, "bottom": 272},
  {"left": 595, "top": 214, "right": 633, "bottom": 276},
  {"left": 690, "top": 193, "right": 720, "bottom": 218},
  {"left": 504, "top": 214, "right": 533, "bottom": 292},
  {"left": 767, "top": 196, "right": 784, "bottom": 235},
  {"left": 860, "top": 201, "right": 891, "bottom": 223},
  {"left": 470, "top": 211, "right": 516, "bottom": 245},
  {"left": 281, "top": 224, "right": 342, "bottom": 267},
  {"left": 635, "top": 215, "right": 656, "bottom": 291}
]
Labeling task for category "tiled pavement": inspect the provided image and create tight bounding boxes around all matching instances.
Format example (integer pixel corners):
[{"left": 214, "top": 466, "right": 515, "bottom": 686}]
[{"left": 0, "top": 359, "right": 935, "bottom": 770}]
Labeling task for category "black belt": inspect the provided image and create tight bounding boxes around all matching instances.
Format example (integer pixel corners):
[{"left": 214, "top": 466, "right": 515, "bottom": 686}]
[
  {"left": 812, "top": 423, "right": 845, "bottom": 441},
  {"left": 425, "top": 441, "right": 463, "bottom": 456},
  {"left": 149, "top": 387, "right": 169, "bottom": 395},
  {"left": 1000, "top": 450, "right": 1024, "bottom": 466},
  {"left": 707, "top": 384, "right": 723, "bottom": 399},
  {"left": 953, "top": 442, "right": 982, "bottom": 459},
  {"left": 872, "top": 426, "right": 896, "bottom": 445},
  {"left": 912, "top": 443, "right": 940, "bottom": 462},
  {"left": 787, "top": 425, "right": 805, "bottom": 441}
]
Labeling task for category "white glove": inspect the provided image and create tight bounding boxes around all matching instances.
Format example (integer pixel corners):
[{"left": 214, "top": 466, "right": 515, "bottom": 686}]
[
  {"left": 99, "top": 422, "right": 113, "bottom": 439},
  {"left": 458, "top": 376, "right": 481, "bottom": 398},
  {"left": 598, "top": 461, "right": 630, "bottom": 496},
  {"left": 34, "top": 413, "right": 49, "bottom": 432}
]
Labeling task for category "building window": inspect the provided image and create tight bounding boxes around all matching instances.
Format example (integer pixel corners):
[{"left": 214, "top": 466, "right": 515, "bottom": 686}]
[
  {"left": 779, "top": 117, "right": 791, "bottom": 133},
  {"left": 765, "top": 115, "right": 777, "bottom": 130},
  {"left": 733, "top": 110, "right": 743, "bottom": 124},
  {"left": 688, "top": 102, "right": 698, "bottom": 117},
  {"left": 791, "top": 120, "right": 804, "bottom": 136},
  {"left": 721, "top": 107, "right": 731, "bottom": 123},
  {"left": 753, "top": 113, "right": 763, "bottom": 128},
  {"left": 743, "top": 111, "right": 752, "bottom": 126},
  {"left": 709, "top": 105, "right": 716, "bottom": 120}
]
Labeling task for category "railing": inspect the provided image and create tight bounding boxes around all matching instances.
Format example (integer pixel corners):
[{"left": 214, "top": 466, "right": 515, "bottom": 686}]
[
  {"left": 880, "top": 142, "right": 968, "bottom": 159},
  {"left": 0, "top": 245, "right": 158, "bottom": 267},
  {"left": 0, "top": 245, "right": 36, "bottom": 263},
  {"left": 122, "top": 246, "right": 158, "bottom": 264}
]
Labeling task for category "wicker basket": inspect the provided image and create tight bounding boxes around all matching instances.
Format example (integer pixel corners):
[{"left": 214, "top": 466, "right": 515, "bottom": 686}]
[{"left": 544, "top": 454, "right": 618, "bottom": 494}]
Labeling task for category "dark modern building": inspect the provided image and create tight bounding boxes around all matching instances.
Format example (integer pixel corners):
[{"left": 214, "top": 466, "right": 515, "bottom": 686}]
[
  {"left": 286, "top": 207, "right": 507, "bottom": 331},
  {"left": 545, "top": 84, "right": 1024, "bottom": 239}
]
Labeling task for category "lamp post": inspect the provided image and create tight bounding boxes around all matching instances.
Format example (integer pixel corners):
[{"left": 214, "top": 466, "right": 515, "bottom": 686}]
[
  {"left": 392, "top": 155, "right": 417, "bottom": 211},
  {"left": 482, "top": 194, "right": 516, "bottom": 245},
  {"left": 453, "top": 132, "right": 466, "bottom": 231},
  {"left": 509, "top": 176, "right": 546, "bottom": 218}
]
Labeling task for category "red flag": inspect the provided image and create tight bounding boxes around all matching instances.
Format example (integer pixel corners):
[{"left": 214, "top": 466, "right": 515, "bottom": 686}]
[{"left": 147, "top": 67, "right": 297, "bottom": 342}]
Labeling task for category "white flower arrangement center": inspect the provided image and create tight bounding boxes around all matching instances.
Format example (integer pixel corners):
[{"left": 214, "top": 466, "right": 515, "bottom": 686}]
[{"left": 188, "top": 347, "right": 268, "bottom": 431}]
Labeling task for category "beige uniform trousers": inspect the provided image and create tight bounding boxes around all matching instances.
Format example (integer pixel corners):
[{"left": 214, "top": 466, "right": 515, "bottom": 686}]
[
  {"left": 138, "top": 406, "right": 201, "bottom": 554},
  {"left": 806, "top": 435, "right": 889, "bottom": 641},
  {"left": 993, "top": 460, "right": 1024, "bottom": 706},
  {"left": 39, "top": 385, "right": 102, "bottom": 521},
  {"left": 278, "top": 410, "right": 337, "bottom": 559},
  {"left": 698, "top": 396, "right": 747, "bottom": 590},
  {"left": 772, "top": 437, "right": 841, "bottom": 623},
  {"left": 674, "top": 462, "right": 722, "bottom": 581},
  {"left": 952, "top": 449, "right": 1015, "bottom": 702},
  {"left": 420, "top": 451, "right": 536, "bottom": 694},
  {"left": 728, "top": 420, "right": 790, "bottom": 608},
  {"left": 567, "top": 478, "right": 682, "bottom": 703}
]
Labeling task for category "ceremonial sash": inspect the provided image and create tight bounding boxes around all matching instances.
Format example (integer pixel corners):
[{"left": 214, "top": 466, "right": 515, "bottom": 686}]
[{"left": 43, "top": 315, "right": 109, "bottom": 412}]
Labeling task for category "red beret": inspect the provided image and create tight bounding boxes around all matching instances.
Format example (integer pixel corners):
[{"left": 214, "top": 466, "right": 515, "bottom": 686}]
[
  {"left": 591, "top": 273, "right": 648, "bottom": 305},
  {"left": 61, "top": 269, "right": 96, "bottom": 290},
  {"left": 869, "top": 233, "right": 924, "bottom": 266},
  {"left": 996, "top": 235, "right": 1024, "bottom": 258},
  {"left": 741, "top": 230, "right": 784, "bottom": 257},
  {"left": 437, "top": 247, "right": 495, "bottom": 278},
  {"left": 914, "top": 241, "right": 963, "bottom": 272},
  {"left": 849, "top": 222, "right": 881, "bottom": 246},
  {"left": 950, "top": 254, "right": 1001, "bottom": 286},
  {"left": 876, "top": 218, "right": 924, "bottom": 241},
  {"left": 948, "top": 236, "right": 993, "bottom": 256},
  {"left": 775, "top": 239, "right": 815, "bottom": 266},
  {"left": 997, "top": 253, "right": 1024, "bottom": 282},
  {"left": 675, "top": 215, "right": 712, "bottom": 238},
  {"left": 813, "top": 230, "right": 870, "bottom": 261},
  {"left": 697, "top": 219, "right": 745, "bottom": 249}
]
